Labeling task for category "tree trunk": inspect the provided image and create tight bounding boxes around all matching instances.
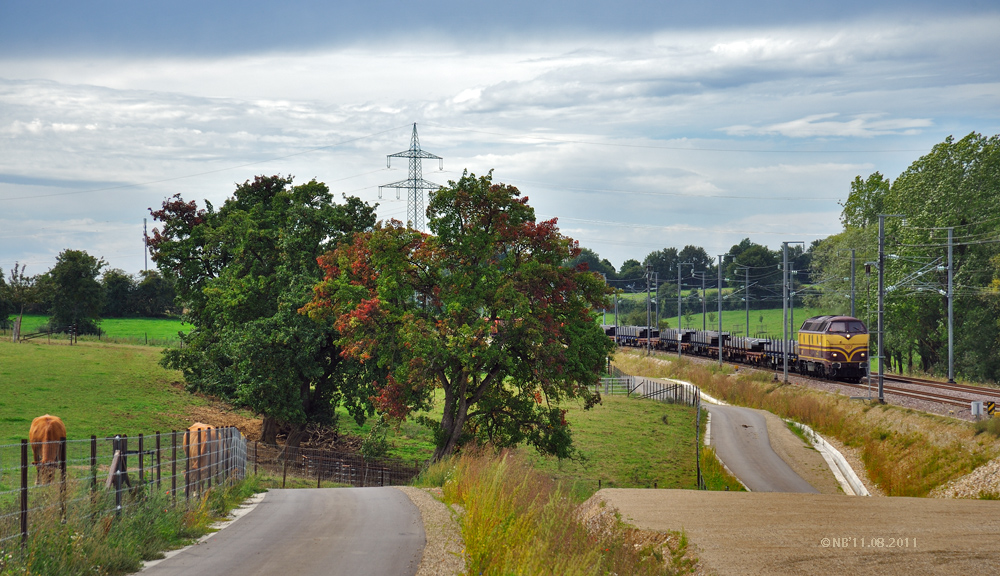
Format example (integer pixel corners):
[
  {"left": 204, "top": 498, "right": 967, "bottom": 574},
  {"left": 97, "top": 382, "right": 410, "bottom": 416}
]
[
  {"left": 261, "top": 416, "right": 279, "bottom": 445},
  {"left": 285, "top": 422, "right": 307, "bottom": 448}
]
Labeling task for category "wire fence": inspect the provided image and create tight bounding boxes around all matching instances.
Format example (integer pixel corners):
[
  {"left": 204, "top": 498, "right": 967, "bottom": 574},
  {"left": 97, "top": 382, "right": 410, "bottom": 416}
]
[
  {"left": 0, "top": 427, "right": 246, "bottom": 550},
  {"left": 607, "top": 364, "right": 705, "bottom": 489},
  {"left": 248, "top": 442, "right": 423, "bottom": 489}
]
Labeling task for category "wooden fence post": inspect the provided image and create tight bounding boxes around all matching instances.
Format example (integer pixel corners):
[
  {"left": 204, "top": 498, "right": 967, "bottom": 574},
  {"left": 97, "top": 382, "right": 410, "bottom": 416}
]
[
  {"left": 20, "top": 439, "right": 28, "bottom": 550},
  {"left": 195, "top": 428, "right": 202, "bottom": 495}
]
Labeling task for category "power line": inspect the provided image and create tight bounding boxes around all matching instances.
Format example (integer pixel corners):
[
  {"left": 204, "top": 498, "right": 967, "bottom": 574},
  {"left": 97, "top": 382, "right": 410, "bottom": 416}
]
[
  {"left": 421, "top": 122, "right": 930, "bottom": 154},
  {"left": 0, "top": 124, "right": 412, "bottom": 203}
]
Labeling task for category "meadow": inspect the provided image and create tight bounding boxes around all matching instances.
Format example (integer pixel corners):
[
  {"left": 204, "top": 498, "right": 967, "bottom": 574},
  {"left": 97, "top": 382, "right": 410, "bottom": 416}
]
[
  {"left": 2, "top": 314, "right": 188, "bottom": 344},
  {"left": 1, "top": 332, "right": 718, "bottom": 497},
  {"left": 601, "top": 303, "right": 826, "bottom": 337},
  {"left": 0, "top": 339, "right": 206, "bottom": 444}
]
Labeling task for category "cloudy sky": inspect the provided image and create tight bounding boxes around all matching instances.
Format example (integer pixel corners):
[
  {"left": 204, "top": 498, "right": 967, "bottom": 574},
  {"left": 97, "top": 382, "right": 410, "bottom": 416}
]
[{"left": 1, "top": 0, "right": 998, "bottom": 278}]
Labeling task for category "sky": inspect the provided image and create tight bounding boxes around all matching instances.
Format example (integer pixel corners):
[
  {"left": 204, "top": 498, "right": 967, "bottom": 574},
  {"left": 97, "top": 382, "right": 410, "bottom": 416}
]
[{"left": 1, "top": 0, "right": 998, "bottom": 279}]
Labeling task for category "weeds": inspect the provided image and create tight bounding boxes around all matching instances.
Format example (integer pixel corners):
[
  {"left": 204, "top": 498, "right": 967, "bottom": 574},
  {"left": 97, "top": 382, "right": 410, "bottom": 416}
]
[
  {"left": 428, "top": 449, "right": 696, "bottom": 575},
  {"left": 973, "top": 418, "right": 1000, "bottom": 439},
  {"left": 700, "top": 446, "right": 746, "bottom": 492},
  {"left": 0, "top": 476, "right": 264, "bottom": 576}
]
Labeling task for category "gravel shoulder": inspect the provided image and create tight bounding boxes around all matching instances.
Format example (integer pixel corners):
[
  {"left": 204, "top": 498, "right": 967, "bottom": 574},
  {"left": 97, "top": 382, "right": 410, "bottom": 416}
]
[
  {"left": 755, "top": 409, "right": 843, "bottom": 495},
  {"left": 395, "top": 486, "right": 465, "bottom": 576},
  {"left": 596, "top": 488, "right": 1000, "bottom": 576}
]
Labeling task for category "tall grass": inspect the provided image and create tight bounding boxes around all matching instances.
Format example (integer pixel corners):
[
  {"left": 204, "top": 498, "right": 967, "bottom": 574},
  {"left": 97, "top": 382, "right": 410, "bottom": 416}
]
[
  {"left": 614, "top": 350, "right": 1000, "bottom": 497},
  {"left": 700, "top": 446, "right": 745, "bottom": 492},
  {"left": 418, "top": 449, "right": 696, "bottom": 576},
  {"left": 0, "top": 476, "right": 263, "bottom": 576}
]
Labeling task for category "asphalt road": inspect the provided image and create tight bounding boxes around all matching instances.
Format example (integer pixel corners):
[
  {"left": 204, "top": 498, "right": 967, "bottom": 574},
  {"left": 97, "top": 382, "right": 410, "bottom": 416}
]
[
  {"left": 706, "top": 403, "right": 818, "bottom": 493},
  {"left": 141, "top": 487, "right": 425, "bottom": 576}
]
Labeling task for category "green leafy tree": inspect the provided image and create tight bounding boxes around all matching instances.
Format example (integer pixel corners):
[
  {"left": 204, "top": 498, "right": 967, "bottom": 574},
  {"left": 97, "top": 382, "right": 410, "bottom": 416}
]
[
  {"left": 617, "top": 258, "right": 645, "bottom": 283},
  {"left": 840, "top": 171, "right": 890, "bottom": 229},
  {"left": 101, "top": 269, "right": 136, "bottom": 317},
  {"left": 133, "top": 270, "right": 176, "bottom": 317},
  {"left": 149, "top": 175, "right": 377, "bottom": 445},
  {"left": 725, "top": 239, "right": 780, "bottom": 307},
  {"left": 566, "top": 247, "right": 617, "bottom": 280},
  {"left": 45, "top": 250, "right": 106, "bottom": 334},
  {"left": 0, "top": 274, "right": 12, "bottom": 330},
  {"left": 304, "top": 171, "right": 614, "bottom": 461},
  {"left": 2, "top": 263, "right": 39, "bottom": 337},
  {"left": 885, "top": 133, "right": 1000, "bottom": 379}
]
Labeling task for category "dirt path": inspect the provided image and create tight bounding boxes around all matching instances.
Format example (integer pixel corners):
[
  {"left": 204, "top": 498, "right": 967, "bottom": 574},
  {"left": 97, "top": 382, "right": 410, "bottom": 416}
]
[{"left": 596, "top": 489, "right": 1000, "bottom": 575}]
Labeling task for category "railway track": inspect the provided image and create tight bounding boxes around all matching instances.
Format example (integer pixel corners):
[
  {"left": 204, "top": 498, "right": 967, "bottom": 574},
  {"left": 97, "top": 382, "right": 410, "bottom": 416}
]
[
  {"left": 834, "top": 379, "right": 971, "bottom": 407},
  {"left": 884, "top": 373, "right": 1000, "bottom": 400}
]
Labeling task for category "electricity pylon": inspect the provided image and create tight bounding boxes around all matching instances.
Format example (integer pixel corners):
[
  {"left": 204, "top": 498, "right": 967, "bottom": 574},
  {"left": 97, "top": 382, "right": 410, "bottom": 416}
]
[{"left": 380, "top": 123, "right": 443, "bottom": 232}]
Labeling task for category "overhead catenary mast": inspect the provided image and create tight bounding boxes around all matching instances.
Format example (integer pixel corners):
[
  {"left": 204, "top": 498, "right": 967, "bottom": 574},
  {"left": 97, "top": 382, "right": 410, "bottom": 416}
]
[{"left": 379, "top": 123, "right": 444, "bottom": 232}]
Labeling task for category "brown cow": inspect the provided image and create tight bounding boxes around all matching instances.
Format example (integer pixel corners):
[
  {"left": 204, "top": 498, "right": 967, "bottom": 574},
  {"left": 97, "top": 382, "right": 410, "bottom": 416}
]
[
  {"left": 183, "top": 422, "right": 216, "bottom": 491},
  {"left": 29, "top": 414, "right": 66, "bottom": 485}
]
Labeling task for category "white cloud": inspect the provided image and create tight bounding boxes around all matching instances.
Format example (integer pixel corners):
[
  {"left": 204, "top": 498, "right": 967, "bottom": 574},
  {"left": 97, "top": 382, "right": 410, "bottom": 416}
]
[
  {"left": 724, "top": 113, "right": 934, "bottom": 138},
  {"left": 0, "top": 14, "right": 997, "bottom": 271}
]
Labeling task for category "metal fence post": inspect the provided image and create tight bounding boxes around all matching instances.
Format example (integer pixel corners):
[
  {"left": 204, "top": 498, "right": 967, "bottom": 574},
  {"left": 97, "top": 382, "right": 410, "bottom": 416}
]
[
  {"left": 184, "top": 430, "right": 191, "bottom": 501},
  {"left": 90, "top": 435, "right": 97, "bottom": 494},
  {"left": 171, "top": 430, "right": 177, "bottom": 505},
  {"left": 156, "top": 431, "right": 162, "bottom": 490},
  {"left": 138, "top": 433, "right": 145, "bottom": 486},
  {"left": 20, "top": 439, "right": 28, "bottom": 550},
  {"left": 114, "top": 435, "right": 123, "bottom": 516},
  {"left": 60, "top": 437, "right": 67, "bottom": 521}
]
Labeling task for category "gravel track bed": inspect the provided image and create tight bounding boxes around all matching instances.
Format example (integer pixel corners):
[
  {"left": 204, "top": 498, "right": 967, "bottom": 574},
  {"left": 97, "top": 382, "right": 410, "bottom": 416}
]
[{"left": 681, "top": 353, "right": 998, "bottom": 420}]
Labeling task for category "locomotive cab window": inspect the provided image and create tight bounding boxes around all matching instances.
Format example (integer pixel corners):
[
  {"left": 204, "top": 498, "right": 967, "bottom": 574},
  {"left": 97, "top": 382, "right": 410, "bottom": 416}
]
[{"left": 828, "top": 321, "right": 867, "bottom": 333}]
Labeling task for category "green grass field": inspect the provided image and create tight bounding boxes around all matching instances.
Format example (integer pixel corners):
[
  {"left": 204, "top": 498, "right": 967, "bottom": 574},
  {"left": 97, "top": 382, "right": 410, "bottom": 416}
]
[
  {"left": 600, "top": 305, "right": 826, "bottom": 337},
  {"left": 1, "top": 333, "right": 716, "bottom": 495},
  {"left": 522, "top": 394, "right": 701, "bottom": 491},
  {"left": 3, "top": 314, "right": 189, "bottom": 344},
  {"left": 0, "top": 339, "right": 204, "bottom": 444}
]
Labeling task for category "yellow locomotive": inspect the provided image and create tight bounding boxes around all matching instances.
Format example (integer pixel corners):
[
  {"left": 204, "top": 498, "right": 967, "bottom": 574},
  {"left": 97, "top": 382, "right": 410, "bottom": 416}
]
[{"left": 797, "top": 315, "right": 869, "bottom": 382}]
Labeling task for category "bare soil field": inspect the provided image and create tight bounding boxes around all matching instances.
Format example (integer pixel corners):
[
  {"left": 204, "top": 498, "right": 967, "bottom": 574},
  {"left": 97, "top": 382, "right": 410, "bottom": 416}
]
[{"left": 595, "top": 489, "right": 1000, "bottom": 575}]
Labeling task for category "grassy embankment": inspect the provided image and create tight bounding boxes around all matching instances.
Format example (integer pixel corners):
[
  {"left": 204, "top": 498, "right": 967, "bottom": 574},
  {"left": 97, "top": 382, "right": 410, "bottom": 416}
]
[
  {"left": 614, "top": 348, "right": 1000, "bottom": 497},
  {"left": 416, "top": 450, "right": 699, "bottom": 576}
]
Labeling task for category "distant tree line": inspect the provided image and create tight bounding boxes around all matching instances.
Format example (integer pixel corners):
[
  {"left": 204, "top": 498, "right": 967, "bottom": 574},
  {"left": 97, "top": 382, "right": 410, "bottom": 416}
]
[
  {"left": 0, "top": 252, "right": 176, "bottom": 335},
  {"left": 567, "top": 238, "right": 814, "bottom": 326}
]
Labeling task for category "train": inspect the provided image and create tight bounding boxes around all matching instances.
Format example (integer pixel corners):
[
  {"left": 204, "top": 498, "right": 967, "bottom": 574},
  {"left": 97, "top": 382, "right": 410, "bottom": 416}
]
[{"left": 604, "top": 315, "right": 870, "bottom": 382}]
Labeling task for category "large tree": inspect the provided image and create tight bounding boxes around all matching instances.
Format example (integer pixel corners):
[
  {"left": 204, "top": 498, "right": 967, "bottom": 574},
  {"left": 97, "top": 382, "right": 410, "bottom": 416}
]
[
  {"left": 44, "top": 249, "right": 106, "bottom": 334},
  {"left": 303, "top": 171, "right": 614, "bottom": 461},
  {"left": 149, "top": 175, "right": 377, "bottom": 444},
  {"left": 811, "top": 133, "right": 1000, "bottom": 380},
  {"left": 724, "top": 238, "right": 781, "bottom": 306},
  {"left": 1, "top": 263, "right": 39, "bottom": 338}
]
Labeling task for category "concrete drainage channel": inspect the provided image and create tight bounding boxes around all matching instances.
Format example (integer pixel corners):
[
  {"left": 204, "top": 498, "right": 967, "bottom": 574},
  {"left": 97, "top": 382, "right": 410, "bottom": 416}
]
[{"left": 673, "top": 379, "right": 869, "bottom": 497}]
